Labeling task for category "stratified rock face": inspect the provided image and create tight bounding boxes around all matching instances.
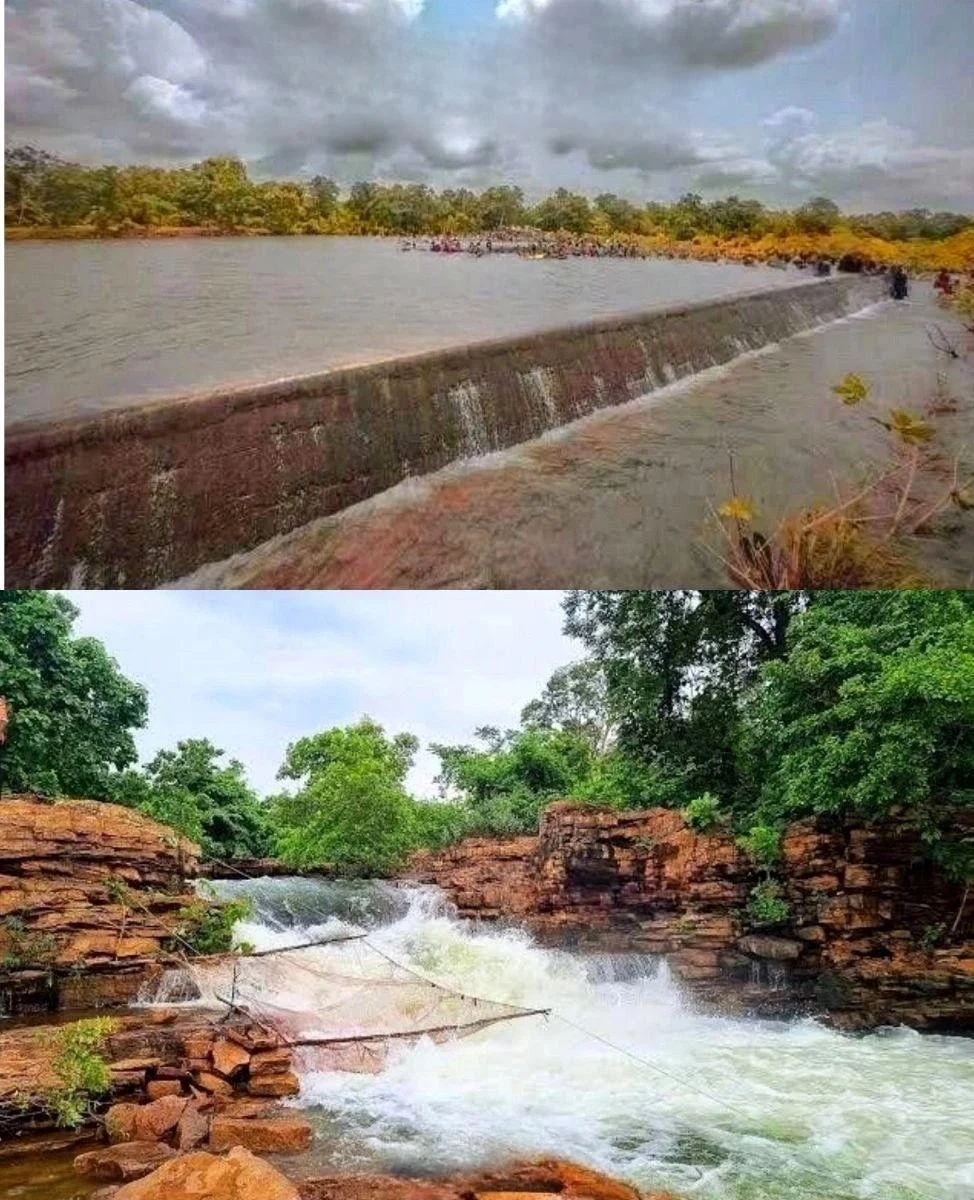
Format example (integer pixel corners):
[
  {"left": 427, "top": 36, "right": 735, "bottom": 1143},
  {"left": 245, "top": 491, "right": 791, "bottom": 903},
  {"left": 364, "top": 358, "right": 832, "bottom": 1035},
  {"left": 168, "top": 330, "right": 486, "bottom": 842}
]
[
  {"left": 0, "top": 1006, "right": 308, "bottom": 1150},
  {"left": 0, "top": 795, "right": 201, "bottom": 1013},
  {"left": 408, "top": 804, "right": 974, "bottom": 1033}
]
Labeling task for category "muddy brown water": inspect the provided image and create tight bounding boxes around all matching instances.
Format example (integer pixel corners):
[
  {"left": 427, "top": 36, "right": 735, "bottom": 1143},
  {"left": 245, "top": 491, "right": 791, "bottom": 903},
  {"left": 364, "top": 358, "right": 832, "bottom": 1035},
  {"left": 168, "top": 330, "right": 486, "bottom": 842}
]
[
  {"left": 179, "top": 290, "right": 974, "bottom": 589},
  {"left": 4, "top": 237, "right": 800, "bottom": 424}
]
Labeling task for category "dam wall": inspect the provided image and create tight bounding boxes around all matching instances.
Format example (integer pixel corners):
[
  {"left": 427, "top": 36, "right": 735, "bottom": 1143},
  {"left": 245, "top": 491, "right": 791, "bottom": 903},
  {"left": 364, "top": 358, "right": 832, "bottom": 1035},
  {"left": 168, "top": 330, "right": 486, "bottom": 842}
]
[{"left": 5, "top": 275, "right": 884, "bottom": 588}]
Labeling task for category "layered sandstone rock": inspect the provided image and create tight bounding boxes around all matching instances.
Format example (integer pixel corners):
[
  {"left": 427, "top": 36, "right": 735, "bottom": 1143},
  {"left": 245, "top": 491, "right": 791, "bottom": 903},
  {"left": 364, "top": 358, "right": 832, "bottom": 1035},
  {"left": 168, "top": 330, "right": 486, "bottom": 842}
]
[
  {"left": 408, "top": 804, "right": 974, "bottom": 1032},
  {"left": 0, "top": 795, "right": 201, "bottom": 1012},
  {"left": 0, "top": 1007, "right": 308, "bottom": 1154}
]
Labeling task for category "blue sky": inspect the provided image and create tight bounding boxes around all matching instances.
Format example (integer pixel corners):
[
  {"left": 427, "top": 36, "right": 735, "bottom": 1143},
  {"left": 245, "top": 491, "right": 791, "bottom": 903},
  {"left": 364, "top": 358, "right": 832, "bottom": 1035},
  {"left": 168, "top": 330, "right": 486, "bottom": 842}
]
[
  {"left": 67, "top": 591, "right": 576, "bottom": 797},
  {"left": 7, "top": 1, "right": 972, "bottom": 210}
]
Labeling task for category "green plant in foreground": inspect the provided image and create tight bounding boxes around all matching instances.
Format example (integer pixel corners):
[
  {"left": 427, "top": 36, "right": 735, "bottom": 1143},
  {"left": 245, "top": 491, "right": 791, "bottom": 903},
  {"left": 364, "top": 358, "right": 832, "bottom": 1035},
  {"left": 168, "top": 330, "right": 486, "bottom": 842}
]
[
  {"left": 35, "top": 1017, "right": 119, "bottom": 1128},
  {"left": 747, "top": 881, "right": 792, "bottom": 928},
  {"left": 173, "top": 896, "right": 255, "bottom": 956},
  {"left": 682, "top": 792, "right": 722, "bottom": 832}
]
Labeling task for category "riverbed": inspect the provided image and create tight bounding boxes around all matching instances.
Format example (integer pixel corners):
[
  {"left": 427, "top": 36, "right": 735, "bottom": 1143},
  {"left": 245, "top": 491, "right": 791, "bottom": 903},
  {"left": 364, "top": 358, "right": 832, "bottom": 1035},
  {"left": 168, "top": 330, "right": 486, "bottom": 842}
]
[{"left": 4, "top": 237, "right": 799, "bottom": 424}]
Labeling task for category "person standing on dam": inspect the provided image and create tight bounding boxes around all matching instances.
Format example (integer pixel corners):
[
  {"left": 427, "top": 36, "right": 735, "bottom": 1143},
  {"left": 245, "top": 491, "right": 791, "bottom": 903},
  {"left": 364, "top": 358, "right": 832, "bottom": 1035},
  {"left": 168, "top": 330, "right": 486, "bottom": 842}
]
[{"left": 890, "top": 266, "right": 909, "bottom": 300}]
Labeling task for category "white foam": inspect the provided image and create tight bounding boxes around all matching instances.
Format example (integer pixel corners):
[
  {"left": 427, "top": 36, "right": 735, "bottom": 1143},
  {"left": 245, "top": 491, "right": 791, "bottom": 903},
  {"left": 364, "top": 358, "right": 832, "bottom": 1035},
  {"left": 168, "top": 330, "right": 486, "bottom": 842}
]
[{"left": 210, "top": 879, "right": 974, "bottom": 1199}]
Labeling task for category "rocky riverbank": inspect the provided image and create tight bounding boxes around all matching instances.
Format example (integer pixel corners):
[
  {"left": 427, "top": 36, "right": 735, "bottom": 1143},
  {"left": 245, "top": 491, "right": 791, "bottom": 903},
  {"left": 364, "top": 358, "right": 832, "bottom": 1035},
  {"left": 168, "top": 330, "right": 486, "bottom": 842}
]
[
  {"left": 0, "top": 796, "right": 206, "bottom": 1015},
  {"left": 407, "top": 803, "right": 974, "bottom": 1033}
]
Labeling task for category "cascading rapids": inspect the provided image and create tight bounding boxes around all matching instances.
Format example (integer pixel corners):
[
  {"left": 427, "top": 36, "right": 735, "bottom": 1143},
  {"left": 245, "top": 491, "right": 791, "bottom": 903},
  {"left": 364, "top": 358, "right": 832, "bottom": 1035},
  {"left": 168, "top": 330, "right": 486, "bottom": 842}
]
[{"left": 195, "top": 877, "right": 974, "bottom": 1200}]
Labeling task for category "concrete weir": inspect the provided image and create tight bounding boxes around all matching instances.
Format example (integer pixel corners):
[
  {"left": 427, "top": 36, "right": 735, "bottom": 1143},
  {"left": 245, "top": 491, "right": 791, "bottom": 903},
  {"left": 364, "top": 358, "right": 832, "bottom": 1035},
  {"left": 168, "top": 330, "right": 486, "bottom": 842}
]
[{"left": 5, "top": 275, "right": 884, "bottom": 588}]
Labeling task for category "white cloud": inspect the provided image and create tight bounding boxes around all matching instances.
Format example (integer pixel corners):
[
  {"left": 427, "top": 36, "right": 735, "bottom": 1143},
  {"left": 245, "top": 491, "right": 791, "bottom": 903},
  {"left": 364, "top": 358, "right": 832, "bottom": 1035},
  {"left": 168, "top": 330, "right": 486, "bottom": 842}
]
[
  {"left": 497, "top": 0, "right": 842, "bottom": 68},
  {"left": 66, "top": 592, "right": 577, "bottom": 799},
  {"left": 5, "top": 0, "right": 972, "bottom": 209}
]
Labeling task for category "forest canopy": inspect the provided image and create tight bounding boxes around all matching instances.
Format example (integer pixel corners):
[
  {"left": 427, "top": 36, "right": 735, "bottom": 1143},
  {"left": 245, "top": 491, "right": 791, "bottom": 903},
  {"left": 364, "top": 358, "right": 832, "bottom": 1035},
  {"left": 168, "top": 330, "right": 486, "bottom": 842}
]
[
  {"left": 5, "top": 146, "right": 972, "bottom": 257},
  {"left": 0, "top": 590, "right": 970, "bottom": 881}
]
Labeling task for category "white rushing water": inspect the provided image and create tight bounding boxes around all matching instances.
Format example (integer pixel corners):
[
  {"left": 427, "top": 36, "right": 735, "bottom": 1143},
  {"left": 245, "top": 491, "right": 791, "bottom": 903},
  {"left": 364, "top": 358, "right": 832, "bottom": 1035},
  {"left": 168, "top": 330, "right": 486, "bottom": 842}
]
[{"left": 208, "top": 878, "right": 974, "bottom": 1200}]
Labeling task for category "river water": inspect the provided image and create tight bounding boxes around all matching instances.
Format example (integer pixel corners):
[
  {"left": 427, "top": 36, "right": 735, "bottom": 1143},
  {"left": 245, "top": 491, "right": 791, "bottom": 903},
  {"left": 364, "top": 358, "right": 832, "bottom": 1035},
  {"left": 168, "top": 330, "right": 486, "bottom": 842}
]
[
  {"left": 182, "top": 294, "right": 974, "bottom": 590},
  {"left": 4, "top": 237, "right": 798, "bottom": 424},
  {"left": 189, "top": 877, "right": 974, "bottom": 1200}
]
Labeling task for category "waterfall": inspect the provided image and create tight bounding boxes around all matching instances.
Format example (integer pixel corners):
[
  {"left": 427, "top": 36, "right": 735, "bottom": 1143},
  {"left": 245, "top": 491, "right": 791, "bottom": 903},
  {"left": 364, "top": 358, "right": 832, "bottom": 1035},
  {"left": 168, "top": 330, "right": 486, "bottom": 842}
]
[{"left": 192, "top": 877, "right": 974, "bottom": 1200}]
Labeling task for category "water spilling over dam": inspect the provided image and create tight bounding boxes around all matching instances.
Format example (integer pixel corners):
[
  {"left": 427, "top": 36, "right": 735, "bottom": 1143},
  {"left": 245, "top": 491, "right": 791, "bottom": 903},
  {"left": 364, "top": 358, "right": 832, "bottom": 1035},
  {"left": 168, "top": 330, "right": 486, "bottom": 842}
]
[
  {"left": 6, "top": 275, "right": 885, "bottom": 588},
  {"left": 183, "top": 877, "right": 974, "bottom": 1200}
]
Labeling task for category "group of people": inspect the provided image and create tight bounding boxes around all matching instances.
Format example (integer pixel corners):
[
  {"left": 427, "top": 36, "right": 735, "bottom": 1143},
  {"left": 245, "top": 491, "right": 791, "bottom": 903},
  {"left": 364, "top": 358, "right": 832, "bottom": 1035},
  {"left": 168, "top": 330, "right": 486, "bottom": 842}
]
[
  {"left": 400, "top": 236, "right": 974, "bottom": 305},
  {"left": 402, "top": 232, "right": 651, "bottom": 260}
]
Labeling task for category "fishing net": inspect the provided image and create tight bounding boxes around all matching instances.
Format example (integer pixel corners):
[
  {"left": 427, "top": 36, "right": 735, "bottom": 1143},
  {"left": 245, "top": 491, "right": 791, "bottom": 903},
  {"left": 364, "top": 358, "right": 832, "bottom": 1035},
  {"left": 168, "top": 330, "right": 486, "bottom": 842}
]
[{"left": 149, "top": 935, "right": 546, "bottom": 1074}]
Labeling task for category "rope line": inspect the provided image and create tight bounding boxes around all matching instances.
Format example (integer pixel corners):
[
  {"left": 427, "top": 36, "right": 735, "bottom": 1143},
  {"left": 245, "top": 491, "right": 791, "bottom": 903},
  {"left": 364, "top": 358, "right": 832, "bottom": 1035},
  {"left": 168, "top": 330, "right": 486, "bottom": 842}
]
[{"left": 177, "top": 859, "right": 873, "bottom": 1196}]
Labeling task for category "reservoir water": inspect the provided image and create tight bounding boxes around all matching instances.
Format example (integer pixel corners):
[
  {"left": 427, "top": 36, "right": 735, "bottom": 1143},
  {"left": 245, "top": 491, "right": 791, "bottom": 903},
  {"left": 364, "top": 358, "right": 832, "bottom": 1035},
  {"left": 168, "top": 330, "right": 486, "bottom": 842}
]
[
  {"left": 183, "top": 877, "right": 974, "bottom": 1200},
  {"left": 5, "top": 237, "right": 799, "bottom": 424}
]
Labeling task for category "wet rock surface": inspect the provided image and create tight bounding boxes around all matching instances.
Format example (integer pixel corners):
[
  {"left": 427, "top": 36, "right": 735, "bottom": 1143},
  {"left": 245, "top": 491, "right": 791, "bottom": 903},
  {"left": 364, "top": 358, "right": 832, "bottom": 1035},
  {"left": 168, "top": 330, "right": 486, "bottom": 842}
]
[
  {"left": 408, "top": 803, "right": 974, "bottom": 1032},
  {"left": 94, "top": 1152, "right": 676, "bottom": 1200}
]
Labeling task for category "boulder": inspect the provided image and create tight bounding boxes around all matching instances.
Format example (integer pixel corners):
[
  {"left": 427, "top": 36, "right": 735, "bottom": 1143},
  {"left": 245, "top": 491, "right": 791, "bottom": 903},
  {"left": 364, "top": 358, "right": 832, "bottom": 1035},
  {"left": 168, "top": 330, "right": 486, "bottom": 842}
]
[
  {"left": 133, "top": 1095, "right": 189, "bottom": 1141},
  {"left": 112, "top": 1146, "right": 300, "bottom": 1200},
  {"left": 737, "top": 935, "right": 803, "bottom": 961},
  {"left": 73, "top": 1141, "right": 178, "bottom": 1182},
  {"left": 106, "top": 1103, "right": 141, "bottom": 1144},
  {"left": 208, "top": 1115, "right": 313, "bottom": 1153},
  {"left": 248, "top": 1048, "right": 292, "bottom": 1076},
  {"left": 247, "top": 1071, "right": 300, "bottom": 1097},
  {"left": 195, "top": 1071, "right": 235, "bottom": 1096},
  {"left": 147, "top": 1080, "right": 184, "bottom": 1100},
  {"left": 211, "top": 1038, "right": 251, "bottom": 1079},
  {"left": 175, "top": 1101, "right": 211, "bottom": 1151}
]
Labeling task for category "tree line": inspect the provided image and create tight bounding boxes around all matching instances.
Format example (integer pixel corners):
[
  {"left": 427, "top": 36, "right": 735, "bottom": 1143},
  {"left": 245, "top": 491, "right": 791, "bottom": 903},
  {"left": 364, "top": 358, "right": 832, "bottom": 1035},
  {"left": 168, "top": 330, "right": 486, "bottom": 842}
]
[
  {"left": 6, "top": 145, "right": 972, "bottom": 243},
  {"left": 1, "top": 590, "right": 971, "bottom": 892}
]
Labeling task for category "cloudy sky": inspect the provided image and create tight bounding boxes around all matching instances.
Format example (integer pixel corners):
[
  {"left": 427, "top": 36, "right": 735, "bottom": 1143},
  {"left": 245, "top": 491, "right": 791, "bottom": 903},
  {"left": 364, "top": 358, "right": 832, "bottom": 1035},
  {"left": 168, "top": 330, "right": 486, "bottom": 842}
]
[
  {"left": 6, "top": 0, "right": 973, "bottom": 210},
  {"left": 67, "top": 590, "right": 576, "bottom": 798}
]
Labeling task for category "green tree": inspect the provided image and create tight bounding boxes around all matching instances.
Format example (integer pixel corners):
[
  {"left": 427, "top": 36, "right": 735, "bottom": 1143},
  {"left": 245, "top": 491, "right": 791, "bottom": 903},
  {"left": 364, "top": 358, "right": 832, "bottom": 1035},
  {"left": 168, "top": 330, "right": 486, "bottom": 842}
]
[
  {"left": 180, "top": 157, "right": 253, "bottom": 230},
  {"left": 0, "top": 592, "right": 148, "bottom": 798},
  {"left": 272, "top": 717, "right": 420, "bottom": 874},
  {"left": 432, "top": 727, "right": 595, "bottom": 834},
  {"left": 255, "top": 182, "right": 309, "bottom": 234},
  {"left": 594, "top": 193, "right": 640, "bottom": 234},
  {"left": 521, "top": 659, "right": 616, "bottom": 753},
  {"left": 563, "top": 591, "right": 805, "bottom": 807},
  {"left": 308, "top": 175, "right": 340, "bottom": 218},
  {"left": 794, "top": 195, "right": 841, "bottom": 234},
  {"left": 110, "top": 739, "right": 269, "bottom": 860},
  {"left": 477, "top": 185, "right": 526, "bottom": 229},
  {"left": 532, "top": 188, "right": 592, "bottom": 234},
  {"left": 739, "top": 592, "right": 974, "bottom": 877}
]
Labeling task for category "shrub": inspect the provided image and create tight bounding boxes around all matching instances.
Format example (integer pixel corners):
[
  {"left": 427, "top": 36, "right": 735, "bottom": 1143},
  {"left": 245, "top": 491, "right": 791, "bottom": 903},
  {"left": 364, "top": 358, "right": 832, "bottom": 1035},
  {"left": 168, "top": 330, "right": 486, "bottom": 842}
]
[
  {"left": 1, "top": 917, "right": 59, "bottom": 970},
  {"left": 172, "top": 894, "right": 254, "bottom": 956},
  {"left": 35, "top": 1017, "right": 119, "bottom": 1128},
  {"left": 737, "top": 824, "right": 783, "bottom": 870},
  {"left": 682, "top": 792, "right": 722, "bottom": 832},
  {"left": 747, "top": 881, "right": 792, "bottom": 928}
]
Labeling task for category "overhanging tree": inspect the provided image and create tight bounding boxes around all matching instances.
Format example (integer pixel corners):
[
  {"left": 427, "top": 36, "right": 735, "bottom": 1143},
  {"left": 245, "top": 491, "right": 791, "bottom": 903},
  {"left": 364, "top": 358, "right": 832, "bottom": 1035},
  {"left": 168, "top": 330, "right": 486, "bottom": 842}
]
[{"left": 0, "top": 592, "right": 148, "bottom": 798}]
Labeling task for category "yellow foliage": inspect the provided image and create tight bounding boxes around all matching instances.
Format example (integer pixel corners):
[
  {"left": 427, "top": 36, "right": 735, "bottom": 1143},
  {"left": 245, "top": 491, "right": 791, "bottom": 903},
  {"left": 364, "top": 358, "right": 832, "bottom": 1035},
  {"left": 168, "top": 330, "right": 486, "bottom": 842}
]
[
  {"left": 718, "top": 497, "right": 758, "bottom": 523},
  {"left": 887, "top": 409, "right": 936, "bottom": 445},
  {"left": 831, "top": 373, "right": 870, "bottom": 406}
]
